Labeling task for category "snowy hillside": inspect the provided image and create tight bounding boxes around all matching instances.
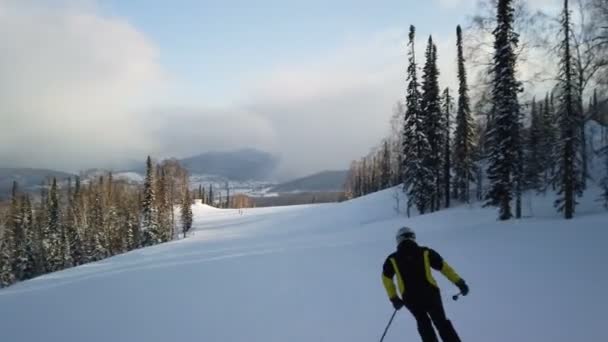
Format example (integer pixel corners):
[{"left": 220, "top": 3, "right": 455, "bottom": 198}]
[{"left": 0, "top": 187, "right": 606, "bottom": 342}]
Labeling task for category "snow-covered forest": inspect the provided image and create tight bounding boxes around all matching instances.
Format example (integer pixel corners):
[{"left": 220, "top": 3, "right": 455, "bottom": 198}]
[{"left": 346, "top": 0, "right": 608, "bottom": 220}]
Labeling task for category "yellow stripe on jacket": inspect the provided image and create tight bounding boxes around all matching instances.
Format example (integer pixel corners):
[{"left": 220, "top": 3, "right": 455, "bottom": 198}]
[{"left": 382, "top": 257, "right": 405, "bottom": 299}]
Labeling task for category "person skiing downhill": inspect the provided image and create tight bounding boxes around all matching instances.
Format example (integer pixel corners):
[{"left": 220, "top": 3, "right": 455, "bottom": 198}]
[{"left": 382, "top": 227, "right": 469, "bottom": 342}]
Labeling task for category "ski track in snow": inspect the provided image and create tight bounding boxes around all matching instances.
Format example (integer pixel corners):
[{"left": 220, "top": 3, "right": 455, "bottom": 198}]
[{"left": 0, "top": 188, "right": 607, "bottom": 342}]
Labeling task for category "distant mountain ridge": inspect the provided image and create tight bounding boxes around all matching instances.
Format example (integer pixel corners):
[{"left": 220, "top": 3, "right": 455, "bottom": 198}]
[
  {"left": 0, "top": 168, "right": 75, "bottom": 199},
  {"left": 269, "top": 170, "right": 348, "bottom": 193},
  {"left": 0, "top": 149, "right": 280, "bottom": 198},
  {"left": 179, "top": 149, "right": 279, "bottom": 181}
]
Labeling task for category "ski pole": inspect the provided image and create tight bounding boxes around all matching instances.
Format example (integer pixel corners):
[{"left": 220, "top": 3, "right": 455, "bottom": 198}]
[
  {"left": 452, "top": 292, "right": 462, "bottom": 301},
  {"left": 379, "top": 309, "right": 398, "bottom": 342}
]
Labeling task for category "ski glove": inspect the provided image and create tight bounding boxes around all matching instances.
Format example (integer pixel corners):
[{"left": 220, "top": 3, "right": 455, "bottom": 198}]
[
  {"left": 390, "top": 297, "right": 404, "bottom": 311},
  {"left": 456, "top": 279, "right": 469, "bottom": 296}
]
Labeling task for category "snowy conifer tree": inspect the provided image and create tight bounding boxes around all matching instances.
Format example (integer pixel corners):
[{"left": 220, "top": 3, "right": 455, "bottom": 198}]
[
  {"left": 156, "top": 167, "right": 172, "bottom": 242},
  {"left": 142, "top": 156, "right": 160, "bottom": 245},
  {"left": 381, "top": 140, "right": 391, "bottom": 190},
  {"left": 21, "top": 194, "right": 38, "bottom": 279},
  {"left": 90, "top": 181, "right": 108, "bottom": 261},
  {"left": 7, "top": 182, "right": 29, "bottom": 281},
  {"left": 402, "top": 25, "right": 434, "bottom": 215},
  {"left": 0, "top": 185, "right": 19, "bottom": 286},
  {"left": 44, "top": 178, "right": 64, "bottom": 271},
  {"left": 0, "top": 235, "right": 15, "bottom": 287},
  {"left": 555, "top": 0, "right": 584, "bottom": 219},
  {"left": 453, "top": 25, "right": 476, "bottom": 203},
  {"left": 181, "top": 186, "right": 193, "bottom": 238},
  {"left": 421, "top": 37, "right": 444, "bottom": 211},
  {"left": 485, "top": 0, "right": 522, "bottom": 220},
  {"left": 442, "top": 87, "right": 453, "bottom": 208},
  {"left": 63, "top": 178, "right": 82, "bottom": 266}
]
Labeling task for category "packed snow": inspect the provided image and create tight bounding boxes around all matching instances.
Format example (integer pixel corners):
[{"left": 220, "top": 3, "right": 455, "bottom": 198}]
[{"left": 0, "top": 187, "right": 606, "bottom": 342}]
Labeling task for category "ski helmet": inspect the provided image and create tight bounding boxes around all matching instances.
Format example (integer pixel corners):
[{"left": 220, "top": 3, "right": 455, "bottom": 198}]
[{"left": 396, "top": 226, "right": 416, "bottom": 245}]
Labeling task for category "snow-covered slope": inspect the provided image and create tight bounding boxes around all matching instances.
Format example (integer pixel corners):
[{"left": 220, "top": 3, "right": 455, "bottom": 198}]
[{"left": 0, "top": 188, "right": 606, "bottom": 342}]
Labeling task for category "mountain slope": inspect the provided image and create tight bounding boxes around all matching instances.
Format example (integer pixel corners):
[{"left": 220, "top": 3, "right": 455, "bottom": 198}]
[
  {"left": 179, "top": 149, "right": 279, "bottom": 181},
  {"left": 269, "top": 170, "right": 347, "bottom": 193},
  {"left": 0, "top": 187, "right": 606, "bottom": 341},
  {"left": 0, "top": 168, "right": 75, "bottom": 198}
]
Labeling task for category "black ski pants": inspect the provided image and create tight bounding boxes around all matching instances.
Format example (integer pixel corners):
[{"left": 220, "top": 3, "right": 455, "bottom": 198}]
[{"left": 404, "top": 292, "right": 461, "bottom": 342}]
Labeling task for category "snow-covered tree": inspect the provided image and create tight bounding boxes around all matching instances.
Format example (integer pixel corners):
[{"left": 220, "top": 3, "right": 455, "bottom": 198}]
[
  {"left": 64, "top": 178, "right": 83, "bottom": 266},
  {"left": 21, "top": 194, "right": 38, "bottom": 279},
  {"left": 485, "top": 0, "right": 522, "bottom": 220},
  {"left": 421, "top": 37, "right": 444, "bottom": 212},
  {"left": 181, "top": 185, "right": 193, "bottom": 238},
  {"left": 554, "top": 0, "right": 584, "bottom": 219},
  {"left": 89, "top": 180, "right": 108, "bottom": 261},
  {"left": 0, "top": 236, "right": 15, "bottom": 287},
  {"left": 142, "top": 156, "right": 161, "bottom": 246},
  {"left": 8, "top": 182, "right": 29, "bottom": 281},
  {"left": 453, "top": 25, "right": 477, "bottom": 203},
  {"left": 156, "top": 166, "right": 172, "bottom": 242},
  {"left": 402, "top": 25, "right": 434, "bottom": 215},
  {"left": 442, "top": 87, "right": 454, "bottom": 208},
  {"left": 44, "top": 178, "right": 64, "bottom": 271},
  {"left": 380, "top": 140, "right": 391, "bottom": 190}
]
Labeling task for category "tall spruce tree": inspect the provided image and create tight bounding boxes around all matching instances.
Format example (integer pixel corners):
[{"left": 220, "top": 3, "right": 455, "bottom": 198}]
[
  {"left": 21, "top": 194, "right": 38, "bottom": 279},
  {"left": 64, "top": 178, "right": 83, "bottom": 265},
  {"left": 156, "top": 167, "right": 171, "bottom": 242},
  {"left": 442, "top": 87, "right": 453, "bottom": 208},
  {"left": 0, "top": 183, "right": 19, "bottom": 286},
  {"left": 8, "top": 182, "right": 28, "bottom": 281},
  {"left": 485, "top": 0, "right": 522, "bottom": 220},
  {"left": 380, "top": 140, "right": 391, "bottom": 190},
  {"left": 421, "top": 37, "right": 444, "bottom": 211},
  {"left": 181, "top": 185, "right": 193, "bottom": 238},
  {"left": 0, "top": 234, "right": 15, "bottom": 287},
  {"left": 555, "top": 0, "right": 584, "bottom": 219},
  {"left": 142, "top": 156, "right": 160, "bottom": 245},
  {"left": 90, "top": 179, "right": 108, "bottom": 261},
  {"left": 45, "top": 178, "right": 64, "bottom": 271},
  {"left": 453, "top": 25, "right": 476, "bottom": 203},
  {"left": 402, "top": 25, "right": 434, "bottom": 215}
]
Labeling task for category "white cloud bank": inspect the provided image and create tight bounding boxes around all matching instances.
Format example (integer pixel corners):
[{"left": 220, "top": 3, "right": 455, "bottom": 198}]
[
  {"left": 0, "top": 0, "right": 162, "bottom": 171},
  {"left": 0, "top": 0, "right": 475, "bottom": 178}
]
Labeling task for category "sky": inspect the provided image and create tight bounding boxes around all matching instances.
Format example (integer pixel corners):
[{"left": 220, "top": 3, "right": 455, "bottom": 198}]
[{"left": 0, "top": 0, "right": 558, "bottom": 178}]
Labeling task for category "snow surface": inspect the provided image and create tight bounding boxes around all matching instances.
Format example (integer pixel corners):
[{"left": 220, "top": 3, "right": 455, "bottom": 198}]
[{"left": 0, "top": 188, "right": 607, "bottom": 342}]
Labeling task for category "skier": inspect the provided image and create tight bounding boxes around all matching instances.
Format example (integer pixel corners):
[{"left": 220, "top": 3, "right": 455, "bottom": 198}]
[{"left": 382, "top": 227, "right": 469, "bottom": 342}]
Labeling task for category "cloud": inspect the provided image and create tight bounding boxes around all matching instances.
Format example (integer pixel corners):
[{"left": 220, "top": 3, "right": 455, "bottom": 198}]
[
  {"left": 0, "top": 1, "right": 464, "bottom": 179},
  {"left": 239, "top": 29, "right": 459, "bottom": 178},
  {"left": 140, "top": 107, "right": 278, "bottom": 159},
  {"left": 0, "top": 0, "right": 162, "bottom": 171}
]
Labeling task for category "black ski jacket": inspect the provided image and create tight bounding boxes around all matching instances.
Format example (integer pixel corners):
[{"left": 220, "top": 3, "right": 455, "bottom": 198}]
[{"left": 382, "top": 240, "right": 462, "bottom": 301}]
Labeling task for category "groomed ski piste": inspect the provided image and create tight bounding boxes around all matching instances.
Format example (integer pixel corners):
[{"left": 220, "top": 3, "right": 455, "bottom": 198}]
[{"left": 0, "top": 186, "right": 606, "bottom": 342}]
